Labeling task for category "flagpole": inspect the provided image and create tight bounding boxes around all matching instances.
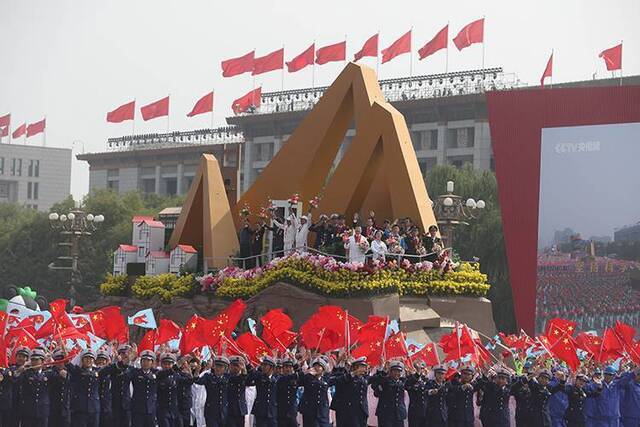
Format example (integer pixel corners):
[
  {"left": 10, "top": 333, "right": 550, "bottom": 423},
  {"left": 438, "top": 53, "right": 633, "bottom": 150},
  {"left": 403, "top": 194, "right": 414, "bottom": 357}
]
[
  {"left": 344, "top": 34, "right": 347, "bottom": 66},
  {"left": 132, "top": 98, "right": 136, "bottom": 136},
  {"left": 481, "top": 15, "right": 486, "bottom": 71},
  {"left": 43, "top": 116, "right": 47, "bottom": 147},
  {"left": 376, "top": 30, "right": 381, "bottom": 78},
  {"left": 281, "top": 44, "right": 285, "bottom": 91},
  {"left": 550, "top": 49, "right": 554, "bottom": 88},
  {"left": 409, "top": 26, "right": 413, "bottom": 77},
  {"left": 211, "top": 89, "right": 215, "bottom": 130},
  {"left": 312, "top": 40, "right": 316, "bottom": 89},
  {"left": 445, "top": 22, "right": 450, "bottom": 74},
  {"left": 166, "top": 94, "right": 170, "bottom": 134},
  {"left": 620, "top": 40, "right": 623, "bottom": 86}
]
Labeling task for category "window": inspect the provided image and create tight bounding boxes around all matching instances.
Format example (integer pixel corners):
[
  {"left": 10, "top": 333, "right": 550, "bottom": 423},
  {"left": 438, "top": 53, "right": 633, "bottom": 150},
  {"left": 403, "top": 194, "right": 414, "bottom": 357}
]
[
  {"left": 224, "top": 178, "right": 231, "bottom": 186},
  {"left": 429, "top": 130, "right": 438, "bottom": 150},
  {"left": 107, "top": 180, "right": 119, "bottom": 192},
  {"left": 0, "top": 157, "right": 4, "bottom": 175},
  {"left": 28, "top": 160, "right": 34, "bottom": 177},
  {"left": 138, "top": 247, "right": 146, "bottom": 258},
  {"left": 33, "top": 182, "right": 38, "bottom": 200},
  {"left": 447, "top": 129, "right": 458, "bottom": 148},
  {"left": 11, "top": 158, "right": 16, "bottom": 175},
  {"left": 27, "top": 182, "right": 32, "bottom": 199},
  {"left": 34, "top": 160, "right": 39, "bottom": 177},
  {"left": 107, "top": 169, "right": 119, "bottom": 178},
  {"left": 17, "top": 159, "right": 22, "bottom": 176}
]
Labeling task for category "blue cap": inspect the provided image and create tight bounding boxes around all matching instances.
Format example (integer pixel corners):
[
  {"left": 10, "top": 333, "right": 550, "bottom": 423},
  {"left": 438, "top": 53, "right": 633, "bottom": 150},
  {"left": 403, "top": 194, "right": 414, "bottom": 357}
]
[
  {"left": 524, "top": 360, "right": 533, "bottom": 369},
  {"left": 604, "top": 366, "right": 617, "bottom": 375}
]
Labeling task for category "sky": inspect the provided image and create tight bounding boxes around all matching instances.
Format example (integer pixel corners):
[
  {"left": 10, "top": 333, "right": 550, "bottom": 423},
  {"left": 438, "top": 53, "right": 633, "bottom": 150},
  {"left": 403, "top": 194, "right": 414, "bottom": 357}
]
[
  {"left": 538, "top": 122, "right": 640, "bottom": 248},
  {"left": 1, "top": 0, "right": 639, "bottom": 200}
]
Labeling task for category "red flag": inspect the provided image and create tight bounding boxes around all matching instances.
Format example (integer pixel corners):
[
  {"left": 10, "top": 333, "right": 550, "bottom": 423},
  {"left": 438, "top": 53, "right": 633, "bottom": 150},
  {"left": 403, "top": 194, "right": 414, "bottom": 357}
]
[
  {"left": 0, "top": 113, "right": 9, "bottom": 128},
  {"left": 286, "top": 44, "right": 315, "bottom": 72},
  {"left": 12, "top": 329, "right": 39, "bottom": 350},
  {"left": 236, "top": 332, "right": 270, "bottom": 366},
  {"left": 453, "top": 18, "right": 484, "bottom": 51},
  {"left": 156, "top": 319, "right": 181, "bottom": 345},
  {"left": 354, "top": 34, "right": 378, "bottom": 62},
  {"left": 385, "top": 331, "right": 409, "bottom": 360},
  {"left": 576, "top": 332, "right": 603, "bottom": 362},
  {"left": 352, "top": 335, "right": 384, "bottom": 367},
  {"left": 252, "top": 48, "right": 284, "bottom": 75},
  {"left": 540, "top": 52, "right": 553, "bottom": 86},
  {"left": 12, "top": 123, "right": 26, "bottom": 139},
  {"left": 545, "top": 318, "right": 577, "bottom": 343},
  {"left": 419, "top": 25, "right": 448, "bottom": 60},
  {"left": 180, "top": 315, "right": 207, "bottom": 355},
  {"left": 106, "top": 101, "right": 135, "bottom": 123},
  {"left": 201, "top": 299, "right": 246, "bottom": 348},
  {"left": 6, "top": 317, "right": 36, "bottom": 341},
  {"left": 260, "top": 308, "right": 297, "bottom": 351},
  {"left": 315, "top": 41, "right": 346, "bottom": 65},
  {"left": 50, "top": 299, "right": 68, "bottom": 319},
  {"left": 141, "top": 96, "right": 169, "bottom": 121},
  {"left": 355, "top": 315, "right": 387, "bottom": 345},
  {"left": 222, "top": 50, "right": 255, "bottom": 77},
  {"left": 548, "top": 335, "right": 580, "bottom": 371},
  {"left": 601, "top": 328, "right": 624, "bottom": 362},
  {"left": 187, "top": 92, "right": 214, "bottom": 118},
  {"left": 599, "top": 43, "right": 622, "bottom": 71},
  {"left": 88, "top": 311, "right": 106, "bottom": 338},
  {"left": 0, "top": 126, "right": 7, "bottom": 137},
  {"left": 299, "top": 306, "right": 348, "bottom": 352},
  {"left": 26, "top": 119, "right": 46, "bottom": 137},
  {"left": 410, "top": 342, "right": 440, "bottom": 367},
  {"left": 232, "top": 87, "right": 262, "bottom": 115},
  {"left": 99, "top": 306, "right": 128, "bottom": 343},
  {"left": 381, "top": 30, "right": 411, "bottom": 63},
  {"left": 138, "top": 329, "right": 157, "bottom": 353},
  {"left": 614, "top": 321, "right": 635, "bottom": 347},
  {"left": 439, "top": 324, "right": 475, "bottom": 362}
]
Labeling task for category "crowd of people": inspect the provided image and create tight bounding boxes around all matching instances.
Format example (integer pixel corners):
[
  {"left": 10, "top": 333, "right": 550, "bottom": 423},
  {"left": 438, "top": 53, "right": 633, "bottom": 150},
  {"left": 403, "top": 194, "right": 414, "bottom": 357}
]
[
  {"left": 536, "top": 262, "right": 640, "bottom": 333},
  {"left": 2, "top": 340, "right": 640, "bottom": 427},
  {"left": 238, "top": 207, "right": 446, "bottom": 269}
]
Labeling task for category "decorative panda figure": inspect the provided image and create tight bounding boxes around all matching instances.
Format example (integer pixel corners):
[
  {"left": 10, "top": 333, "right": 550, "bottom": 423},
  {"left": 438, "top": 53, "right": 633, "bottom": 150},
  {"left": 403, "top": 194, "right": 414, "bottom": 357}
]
[{"left": 0, "top": 286, "right": 48, "bottom": 327}]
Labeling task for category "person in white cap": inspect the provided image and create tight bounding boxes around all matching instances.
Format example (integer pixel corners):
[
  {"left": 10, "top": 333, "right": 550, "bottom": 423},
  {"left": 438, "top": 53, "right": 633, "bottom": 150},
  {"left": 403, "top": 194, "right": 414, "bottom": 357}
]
[
  {"left": 273, "top": 213, "right": 298, "bottom": 256},
  {"left": 344, "top": 226, "right": 369, "bottom": 264},
  {"left": 59, "top": 349, "right": 107, "bottom": 427},
  {"left": 299, "top": 357, "right": 334, "bottom": 427},
  {"left": 295, "top": 212, "right": 313, "bottom": 254},
  {"left": 329, "top": 355, "right": 371, "bottom": 427},
  {"left": 370, "top": 360, "right": 408, "bottom": 427},
  {"left": 157, "top": 352, "right": 193, "bottom": 427},
  {"left": 193, "top": 356, "right": 231, "bottom": 427},
  {"left": 15, "top": 348, "right": 54, "bottom": 427},
  {"left": 123, "top": 349, "right": 159, "bottom": 427},
  {"left": 247, "top": 355, "right": 279, "bottom": 427}
]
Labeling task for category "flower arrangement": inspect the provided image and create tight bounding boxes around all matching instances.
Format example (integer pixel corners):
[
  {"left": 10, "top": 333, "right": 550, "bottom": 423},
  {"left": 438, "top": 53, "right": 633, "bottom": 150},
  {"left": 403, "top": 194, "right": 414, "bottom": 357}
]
[
  {"left": 357, "top": 238, "right": 370, "bottom": 252},
  {"left": 288, "top": 193, "right": 300, "bottom": 205},
  {"left": 309, "top": 195, "right": 322, "bottom": 209},
  {"left": 258, "top": 206, "right": 270, "bottom": 219},
  {"left": 239, "top": 203, "right": 252, "bottom": 218},
  {"left": 205, "top": 252, "right": 490, "bottom": 299},
  {"left": 386, "top": 236, "right": 405, "bottom": 255},
  {"left": 99, "top": 274, "right": 128, "bottom": 296}
]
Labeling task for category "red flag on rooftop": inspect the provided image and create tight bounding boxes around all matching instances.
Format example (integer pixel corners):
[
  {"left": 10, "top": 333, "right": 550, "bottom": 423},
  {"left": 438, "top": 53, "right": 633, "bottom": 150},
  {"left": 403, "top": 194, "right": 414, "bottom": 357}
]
[
  {"left": 12, "top": 124, "right": 26, "bottom": 139},
  {"left": 381, "top": 30, "right": 411, "bottom": 64},
  {"left": 286, "top": 44, "right": 315, "bottom": 73},
  {"left": 187, "top": 92, "right": 214, "bottom": 118},
  {"left": 453, "top": 18, "right": 484, "bottom": 51},
  {"left": 253, "top": 48, "right": 284, "bottom": 75},
  {"left": 107, "top": 101, "right": 135, "bottom": 123},
  {"left": 354, "top": 34, "right": 378, "bottom": 62},
  {"left": 26, "top": 119, "right": 46, "bottom": 137},
  {"left": 419, "top": 25, "right": 448, "bottom": 60},
  {"left": 232, "top": 87, "right": 262, "bottom": 115},
  {"left": 316, "top": 41, "right": 346, "bottom": 65},
  {"left": 141, "top": 97, "right": 169, "bottom": 121},
  {"left": 540, "top": 52, "right": 553, "bottom": 86},
  {"left": 599, "top": 43, "right": 622, "bottom": 71},
  {"left": 221, "top": 51, "right": 255, "bottom": 77},
  {"left": 0, "top": 113, "right": 10, "bottom": 128}
]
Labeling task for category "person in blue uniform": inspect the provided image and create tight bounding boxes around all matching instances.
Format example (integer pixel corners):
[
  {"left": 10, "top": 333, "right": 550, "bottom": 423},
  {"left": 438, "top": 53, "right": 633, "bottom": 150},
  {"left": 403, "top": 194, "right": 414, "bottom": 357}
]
[
  {"left": 299, "top": 357, "right": 334, "bottom": 427},
  {"left": 94, "top": 351, "right": 112, "bottom": 427},
  {"left": 101, "top": 344, "right": 134, "bottom": 427},
  {"left": 370, "top": 360, "right": 408, "bottom": 427},
  {"left": 62, "top": 349, "right": 104, "bottom": 427},
  {"left": 227, "top": 355, "right": 251, "bottom": 427},
  {"left": 247, "top": 355, "right": 279, "bottom": 427},
  {"left": 157, "top": 352, "right": 193, "bottom": 427},
  {"left": 559, "top": 372, "right": 603, "bottom": 427},
  {"left": 425, "top": 365, "right": 449, "bottom": 427},
  {"left": 276, "top": 357, "right": 301, "bottom": 427},
  {"left": 124, "top": 349, "right": 159, "bottom": 427},
  {"left": 525, "top": 369, "right": 558, "bottom": 427},
  {"left": 193, "top": 355, "right": 231, "bottom": 427},
  {"left": 404, "top": 361, "right": 429, "bottom": 427},
  {"left": 329, "top": 356, "right": 370, "bottom": 427},
  {"left": 549, "top": 369, "right": 569, "bottom": 427},
  {"left": 328, "top": 358, "right": 348, "bottom": 427},
  {"left": 511, "top": 363, "right": 535, "bottom": 427},
  {"left": 8, "top": 346, "right": 30, "bottom": 427},
  {"left": 48, "top": 348, "right": 72, "bottom": 427},
  {"left": 0, "top": 362, "right": 14, "bottom": 427},
  {"left": 588, "top": 365, "right": 634, "bottom": 427},
  {"left": 175, "top": 355, "right": 195, "bottom": 427},
  {"left": 15, "top": 347, "right": 53, "bottom": 427},
  {"left": 446, "top": 366, "right": 481, "bottom": 427},
  {"left": 620, "top": 368, "right": 640, "bottom": 427},
  {"left": 478, "top": 368, "right": 513, "bottom": 427}
]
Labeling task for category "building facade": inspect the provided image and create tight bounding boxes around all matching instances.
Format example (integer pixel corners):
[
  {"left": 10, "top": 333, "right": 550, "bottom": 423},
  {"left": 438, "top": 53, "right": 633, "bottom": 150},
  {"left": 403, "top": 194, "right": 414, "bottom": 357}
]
[
  {"left": 77, "top": 127, "right": 242, "bottom": 202},
  {"left": 0, "top": 142, "right": 72, "bottom": 211}
]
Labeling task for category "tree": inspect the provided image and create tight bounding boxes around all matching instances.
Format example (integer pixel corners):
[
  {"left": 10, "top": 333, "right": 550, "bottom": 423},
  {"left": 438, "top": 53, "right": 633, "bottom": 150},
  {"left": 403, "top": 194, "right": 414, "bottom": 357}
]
[{"left": 426, "top": 165, "right": 516, "bottom": 332}]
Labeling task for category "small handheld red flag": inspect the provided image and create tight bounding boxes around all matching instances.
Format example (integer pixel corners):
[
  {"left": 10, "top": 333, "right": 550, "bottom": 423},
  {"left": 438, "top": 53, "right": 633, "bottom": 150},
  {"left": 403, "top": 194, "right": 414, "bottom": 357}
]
[
  {"left": 286, "top": 44, "right": 315, "bottom": 73},
  {"left": 253, "top": 48, "right": 284, "bottom": 75},
  {"left": 107, "top": 101, "right": 135, "bottom": 123},
  {"left": 354, "top": 34, "right": 378, "bottom": 62},
  {"left": 453, "top": 18, "right": 484, "bottom": 51},
  {"left": 315, "top": 41, "right": 346, "bottom": 65},
  {"left": 187, "top": 92, "right": 214, "bottom": 118},
  {"left": 540, "top": 52, "right": 553, "bottom": 86},
  {"left": 599, "top": 43, "right": 622, "bottom": 71},
  {"left": 381, "top": 30, "right": 411, "bottom": 64},
  {"left": 141, "top": 96, "right": 169, "bottom": 121},
  {"left": 221, "top": 51, "right": 255, "bottom": 77},
  {"left": 419, "top": 25, "right": 448, "bottom": 60}
]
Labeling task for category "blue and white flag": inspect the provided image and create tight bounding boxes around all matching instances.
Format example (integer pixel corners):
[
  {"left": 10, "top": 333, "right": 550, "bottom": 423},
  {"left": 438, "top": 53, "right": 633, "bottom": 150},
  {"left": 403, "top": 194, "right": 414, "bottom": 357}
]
[{"left": 127, "top": 309, "right": 157, "bottom": 329}]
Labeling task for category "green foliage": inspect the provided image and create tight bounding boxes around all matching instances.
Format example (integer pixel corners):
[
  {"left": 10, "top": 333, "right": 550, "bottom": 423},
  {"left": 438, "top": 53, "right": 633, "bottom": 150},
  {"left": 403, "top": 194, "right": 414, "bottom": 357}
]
[
  {"left": 130, "top": 273, "right": 197, "bottom": 303},
  {"left": 425, "top": 165, "right": 516, "bottom": 332},
  {"left": 0, "top": 190, "right": 183, "bottom": 305},
  {"left": 99, "top": 274, "right": 128, "bottom": 296}
]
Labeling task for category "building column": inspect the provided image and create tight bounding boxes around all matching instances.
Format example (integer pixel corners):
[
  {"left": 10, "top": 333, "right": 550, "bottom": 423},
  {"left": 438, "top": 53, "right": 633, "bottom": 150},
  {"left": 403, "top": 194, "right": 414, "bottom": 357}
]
[
  {"left": 176, "top": 163, "right": 184, "bottom": 195},
  {"left": 242, "top": 139, "right": 253, "bottom": 194},
  {"left": 474, "top": 121, "right": 490, "bottom": 170},
  {"left": 155, "top": 165, "right": 161, "bottom": 195},
  {"left": 437, "top": 123, "right": 447, "bottom": 165}
]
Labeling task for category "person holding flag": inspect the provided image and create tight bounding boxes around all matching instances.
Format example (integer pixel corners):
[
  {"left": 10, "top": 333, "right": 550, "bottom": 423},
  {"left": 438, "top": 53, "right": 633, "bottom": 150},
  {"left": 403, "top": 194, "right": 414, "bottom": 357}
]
[
  {"left": 425, "top": 366, "right": 450, "bottom": 427},
  {"left": 370, "top": 360, "right": 408, "bottom": 427},
  {"left": 329, "top": 355, "right": 371, "bottom": 427},
  {"left": 404, "top": 361, "right": 430, "bottom": 427}
]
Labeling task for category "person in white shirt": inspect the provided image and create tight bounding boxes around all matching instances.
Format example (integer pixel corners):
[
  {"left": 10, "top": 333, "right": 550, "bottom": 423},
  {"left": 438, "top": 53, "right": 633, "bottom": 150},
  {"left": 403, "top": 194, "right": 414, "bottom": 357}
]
[
  {"left": 344, "top": 226, "right": 369, "bottom": 264},
  {"left": 295, "top": 212, "right": 312, "bottom": 254},
  {"left": 370, "top": 230, "right": 387, "bottom": 261},
  {"left": 273, "top": 212, "right": 298, "bottom": 255}
]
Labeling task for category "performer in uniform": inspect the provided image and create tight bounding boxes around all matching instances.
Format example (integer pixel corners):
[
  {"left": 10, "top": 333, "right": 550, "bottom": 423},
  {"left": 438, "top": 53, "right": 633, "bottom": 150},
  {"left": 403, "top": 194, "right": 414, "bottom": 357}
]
[{"left": 370, "top": 360, "right": 407, "bottom": 427}]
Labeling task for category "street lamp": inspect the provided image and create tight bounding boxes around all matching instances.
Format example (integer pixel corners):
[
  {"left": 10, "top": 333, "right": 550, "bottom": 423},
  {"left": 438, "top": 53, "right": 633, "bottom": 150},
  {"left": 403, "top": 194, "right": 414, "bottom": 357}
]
[
  {"left": 431, "top": 180, "right": 485, "bottom": 249},
  {"left": 49, "top": 207, "right": 104, "bottom": 306}
]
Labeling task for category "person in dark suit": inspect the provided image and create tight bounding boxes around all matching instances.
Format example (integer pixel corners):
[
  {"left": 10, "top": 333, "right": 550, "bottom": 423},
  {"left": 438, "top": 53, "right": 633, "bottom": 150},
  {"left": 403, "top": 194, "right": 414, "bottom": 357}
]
[
  {"left": 328, "top": 360, "right": 348, "bottom": 427},
  {"left": 101, "top": 344, "right": 134, "bottom": 427},
  {"left": 447, "top": 367, "right": 481, "bottom": 427},
  {"left": 7, "top": 346, "right": 30, "bottom": 427},
  {"left": 247, "top": 356, "right": 279, "bottom": 427},
  {"left": 0, "top": 364, "right": 14, "bottom": 427},
  {"left": 48, "top": 348, "right": 72, "bottom": 427},
  {"left": 94, "top": 351, "right": 112, "bottom": 427},
  {"left": 370, "top": 360, "right": 408, "bottom": 427},
  {"left": 276, "top": 358, "right": 300, "bottom": 427},
  {"left": 124, "top": 349, "right": 159, "bottom": 427},
  {"left": 239, "top": 221, "right": 255, "bottom": 269},
  {"left": 559, "top": 373, "right": 602, "bottom": 427},
  {"left": 425, "top": 366, "right": 449, "bottom": 427},
  {"left": 176, "top": 356, "right": 196, "bottom": 427},
  {"left": 424, "top": 225, "right": 444, "bottom": 262},
  {"left": 404, "top": 361, "right": 429, "bottom": 427},
  {"left": 16, "top": 348, "right": 54, "bottom": 427},
  {"left": 526, "top": 369, "right": 557, "bottom": 427},
  {"left": 156, "top": 353, "right": 192, "bottom": 427},
  {"left": 298, "top": 358, "right": 334, "bottom": 427},
  {"left": 227, "top": 356, "right": 251, "bottom": 427},
  {"left": 193, "top": 356, "right": 231, "bottom": 427},
  {"left": 478, "top": 369, "right": 513, "bottom": 427},
  {"left": 329, "top": 357, "right": 370, "bottom": 427},
  {"left": 62, "top": 349, "right": 105, "bottom": 427}
]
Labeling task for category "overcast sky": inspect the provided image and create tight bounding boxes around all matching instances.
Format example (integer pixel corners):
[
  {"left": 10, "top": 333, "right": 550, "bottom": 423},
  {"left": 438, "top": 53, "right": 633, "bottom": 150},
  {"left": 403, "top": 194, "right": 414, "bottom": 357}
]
[
  {"left": 1, "top": 0, "right": 639, "bottom": 200},
  {"left": 538, "top": 122, "right": 640, "bottom": 248}
]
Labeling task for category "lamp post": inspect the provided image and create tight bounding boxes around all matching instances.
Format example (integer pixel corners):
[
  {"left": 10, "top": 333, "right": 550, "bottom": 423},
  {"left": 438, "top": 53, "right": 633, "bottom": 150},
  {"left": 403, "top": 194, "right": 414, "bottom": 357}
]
[
  {"left": 431, "top": 180, "right": 485, "bottom": 249},
  {"left": 48, "top": 208, "right": 104, "bottom": 307}
]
